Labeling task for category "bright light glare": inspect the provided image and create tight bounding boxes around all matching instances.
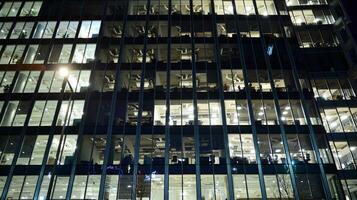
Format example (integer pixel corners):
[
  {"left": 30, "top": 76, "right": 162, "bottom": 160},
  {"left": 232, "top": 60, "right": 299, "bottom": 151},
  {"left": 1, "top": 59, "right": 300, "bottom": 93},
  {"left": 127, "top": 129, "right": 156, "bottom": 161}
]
[{"left": 58, "top": 67, "right": 69, "bottom": 77}]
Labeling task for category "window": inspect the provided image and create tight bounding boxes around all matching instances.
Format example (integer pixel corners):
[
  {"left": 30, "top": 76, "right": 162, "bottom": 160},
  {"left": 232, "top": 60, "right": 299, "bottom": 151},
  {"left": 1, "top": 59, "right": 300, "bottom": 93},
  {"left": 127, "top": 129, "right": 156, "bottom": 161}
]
[
  {"left": 265, "top": 175, "right": 294, "bottom": 198},
  {"left": 1, "top": 101, "right": 31, "bottom": 126},
  {"left": 341, "top": 179, "right": 357, "bottom": 199},
  {"left": 169, "top": 175, "right": 196, "bottom": 199},
  {"left": 321, "top": 107, "right": 357, "bottom": 133},
  {"left": 197, "top": 100, "right": 222, "bottom": 125},
  {"left": 20, "top": 1, "right": 42, "bottom": 17},
  {"left": 38, "top": 71, "right": 65, "bottom": 93},
  {"left": 56, "top": 21, "right": 79, "bottom": 38},
  {"left": 0, "top": 135, "right": 21, "bottom": 165},
  {"left": 225, "top": 100, "right": 250, "bottom": 125},
  {"left": 312, "top": 78, "right": 355, "bottom": 100},
  {"left": 57, "top": 100, "right": 84, "bottom": 126},
  {"left": 0, "top": 2, "right": 22, "bottom": 17},
  {"left": 229, "top": 134, "right": 256, "bottom": 164},
  {"left": 51, "top": 176, "right": 70, "bottom": 199},
  {"left": 258, "top": 134, "right": 286, "bottom": 164},
  {"left": 0, "top": 71, "right": 16, "bottom": 93},
  {"left": 286, "top": 0, "right": 327, "bottom": 6},
  {"left": 78, "top": 135, "right": 109, "bottom": 165},
  {"left": 323, "top": 108, "right": 343, "bottom": 133},
  {"left": 0, "top": 45, "right": 26, "bottom": 64},
  {"left": 296, "top": 30, "right": 339, "bottom": 48},
  {"left": 71, "top": 175, "right": 100, "bottom": 199},
  {"left": 232, "top": 175, "right": 262, "bottom": 198},
  {"left": 32, "top": 21, "right": 56, "bottom": 38},
  {"left": 29, "top": 100, "right": 58, "bottom": 126},
  {"left": 213, "top": 0, "right": 234, "bottom": 15},
  {"left": 167, "top": 100, "right": 194, "bottom": 125},
  {"left": 102, "top": 21, "right": 123, "bottom": 38},
  {"left": 201, "top": 175, "right": 228, "bottom": 200},
  {"left": 287, "top": 134, "right": 317, "bottom": 164},
  {"left": 47, "top": 135, "right": 77, "bottom": 165},
  {"left": 16, "top": 135, "right": 49, "bottom": 165},
  {"left": 0, "top": 22, "right": 12, "bottom": 39},
  {"left": 65, "top": 70, "right": 91, "bottom": 92},
  {"left": 6, "top": 176, "right": 38, "bottom": 199},
  {"left": 330, "top": 141, "right": 356, "bottom": 170},
  {"left": 10, "top": 22, "right": 34, "bottom": 39},
  {"left": 48, "top": 44, "right": 73, "bottom": 64},
  {"left": 71, "top": 44, "right": 96, "bottom": 63},
  {"left": 256, "top": 0, "right": 277, "bottom": 16},
  {"left": 78, "top": 20, "right": 101, "bottom": 38},
  {"left": 279, "top": 99, "right": 306, "bottom": 125},
  {"left": 235, "top": 0, "right": 255, "bottom": 15},
  {"left": 290, "top": 9, "right": 334, "bottom": 25},
  {"left": 23, "top": 44, "right": 50, "bottom": 64},
  {"left": 13, "top": 71, "right": 41, "bottom": 93},
  {"left": 222, "top": 69, "right": 245, "bottom": 92},
  {"left": 252, "top": 99, "right": 278, "bottom": 125}
]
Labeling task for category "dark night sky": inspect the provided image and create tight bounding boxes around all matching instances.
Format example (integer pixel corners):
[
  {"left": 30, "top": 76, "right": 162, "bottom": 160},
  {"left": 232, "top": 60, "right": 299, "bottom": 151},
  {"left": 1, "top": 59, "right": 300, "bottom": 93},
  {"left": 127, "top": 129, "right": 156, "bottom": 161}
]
[{"left": 341, "top": 0, "right": 357, "bottom": 39}]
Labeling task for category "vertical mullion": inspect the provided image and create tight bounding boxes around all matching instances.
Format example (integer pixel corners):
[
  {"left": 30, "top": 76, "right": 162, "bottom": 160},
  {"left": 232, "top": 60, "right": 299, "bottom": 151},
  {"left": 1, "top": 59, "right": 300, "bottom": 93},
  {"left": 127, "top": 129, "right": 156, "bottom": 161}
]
[
  {"left": 209, "top": 0, "right": 234, "bottom": 199},
  {"left": 163, "top": 0, "right": 172, "bottom": 199},
  {"left": 188, "top": 0, "right": 202, "bottom": 198},
  {"left": 131, "top": 0, "right": 151, "bottom": 198}
]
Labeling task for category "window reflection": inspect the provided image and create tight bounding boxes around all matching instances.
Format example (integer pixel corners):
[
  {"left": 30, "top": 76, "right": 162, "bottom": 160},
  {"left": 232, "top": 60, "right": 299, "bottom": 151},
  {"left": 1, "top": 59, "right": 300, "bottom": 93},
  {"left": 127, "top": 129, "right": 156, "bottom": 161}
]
[
  {"left": 20, "top": 1, "right": 42, "bottom": 17},
  {"left": 0, "top": 22, "right": 12, "bottom": 39},
  {"left": 201, "top": 175, "right": 228, "bottom": 200},
  {"left": 47, "top": 135, "right": 77, "bottom": 165},
  {"left": 57, "top": 100, "right": 84, "bottom": 126},
  {"left": 56, "top": 21, "right": 79, "bottom": 38},
  {"left": 312, "top": 78, "right": 355, "bottom": 100},
  {"left": 258, "top": 134, "right": 286, "bottom": 164},
  {"left": 290, "top": 9, "right": 334, "bottom": 25},
  {"left": 48, "top": 44, "right": 73, "bottom": 64},
  {"left": 225, "top": 100, "right": 250, "bottom": 125},
  {"left": 71, "top": 175, "right": 100, "bottom": 199},
  {"left": 0, "top": 135, "right": 20, "bottom": 165},
  {"left": 6, "top": 175, "right": 38, "bottom": 199},
  {"left": 16, "top": 135, "right": 48, "bottom": 165},
  {"left": 29, "top": 100, "right": 57, "bottom": 126},
  {"left": 32, "top": 21, "right": 56, "bottom": 38},
  {"left": 252, "top": 99, "right": 278, "bottom": 125},
  {"left": 232, "top": 174, "right": 262, "bottom": 199},
  {"left": 1, "top": 101, "right": 31, "bottom": 126},
  {"left": 229, "top": 134, "right": 256, "bottom": 164},
  {"left": 0, "top": 45, "right": 26, "bottom": 64},
  {"left": 0, "top": 2, "right": 22, "bottom": 17},
  {"left": 287, "top": 134, "right": 316, "bottom": 164},
  {"left": 222, "top": 69, "right": 245, "bottom": 92},
  {"left": 13, "top": 71, "right": 40, "bottom": 93},
  {"left": 0, "top": 71, "right": 15, "bottom": 93},
  {"left": 78, "top": 20, "right": 101, "bottom": 38},
  {"left": 10, "top": 22, "right": 34, "bottom": 39},
  {"left": 72, "top": 44, "right": 96, "bottom": 63},
  {"left": 23, "top": 44, "right": 50, "bottom": 64},
  {"left": 330, "top": 141, "right": 356, "bottom": 170},
  {"left": 286, "top": 0, "right": 327, "bottom": 6},
  {"left": 322, "top": 107, "right": 357, "bottom": 133},
  {"left": 169, "top": 175, "right": 197, "bottom": 199}
]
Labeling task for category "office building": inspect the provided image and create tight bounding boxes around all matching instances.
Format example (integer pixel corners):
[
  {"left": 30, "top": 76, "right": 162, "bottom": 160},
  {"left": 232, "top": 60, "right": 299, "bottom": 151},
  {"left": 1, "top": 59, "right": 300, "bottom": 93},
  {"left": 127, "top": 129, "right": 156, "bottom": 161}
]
[{"left": 0, "top": 0, "right": 356, "bottom": 199}]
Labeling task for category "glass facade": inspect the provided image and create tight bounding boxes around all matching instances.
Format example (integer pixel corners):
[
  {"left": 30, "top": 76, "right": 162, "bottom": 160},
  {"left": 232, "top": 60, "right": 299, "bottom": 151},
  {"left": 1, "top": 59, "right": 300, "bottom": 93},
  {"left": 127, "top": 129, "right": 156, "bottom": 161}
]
[{"left": 0, "top": 0, "right": 356, "bottom": 199}]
